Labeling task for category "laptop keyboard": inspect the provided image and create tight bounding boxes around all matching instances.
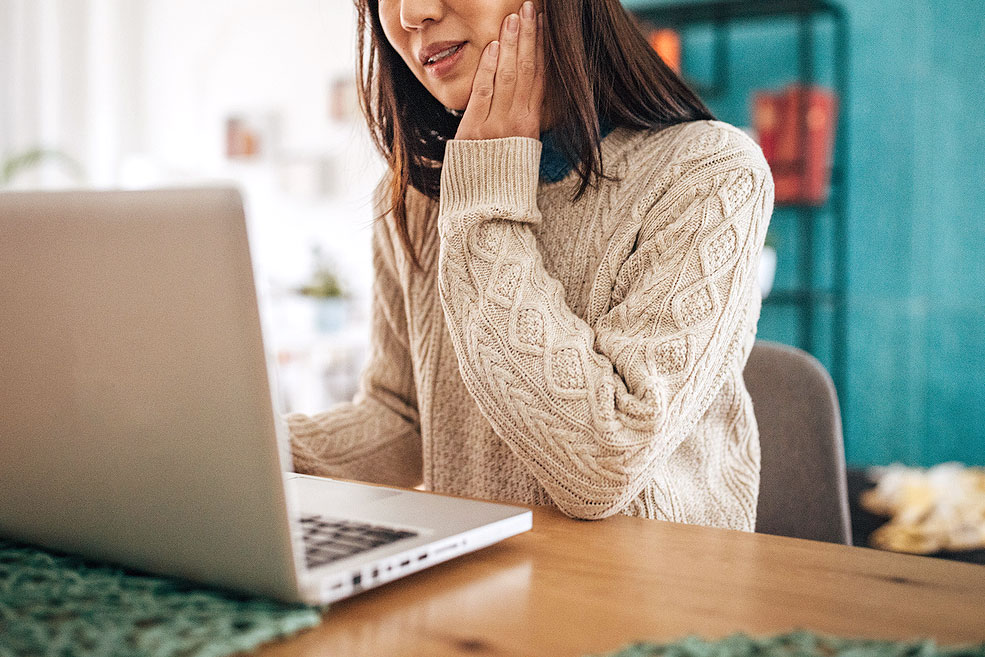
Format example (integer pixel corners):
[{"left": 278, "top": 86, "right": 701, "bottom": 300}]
[{"left": 299, "top": 514, "right": 418, "bottom": 569}]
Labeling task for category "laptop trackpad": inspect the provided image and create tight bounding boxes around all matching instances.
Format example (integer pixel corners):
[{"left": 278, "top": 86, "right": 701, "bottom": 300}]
[{"left": 290, "top": 476, "right": 400, "bottom": 512}]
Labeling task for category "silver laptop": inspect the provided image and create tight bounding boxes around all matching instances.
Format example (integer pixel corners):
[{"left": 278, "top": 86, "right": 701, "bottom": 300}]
[{"left": 0, "top": 187, "right": 531, "bottom": 605}]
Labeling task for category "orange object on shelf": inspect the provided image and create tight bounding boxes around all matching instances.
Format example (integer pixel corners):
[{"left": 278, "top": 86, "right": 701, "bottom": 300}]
[
  {"left": 648, "top": 27, "right": 681, "bottom": 74},
  {"left": 226, "top": 117, "right": 261, "bottom": 159},
  {"left": 752, "top": 83, "right": 838, "bottom": 206}
]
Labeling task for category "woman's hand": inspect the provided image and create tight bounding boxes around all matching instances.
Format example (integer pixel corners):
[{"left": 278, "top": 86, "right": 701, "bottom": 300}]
[{"left": 454, "top": 1, "right": 545, "bottom": 141}]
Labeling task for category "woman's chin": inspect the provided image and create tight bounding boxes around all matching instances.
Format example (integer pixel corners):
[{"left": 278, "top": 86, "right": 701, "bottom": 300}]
[
  {"left": 442, "top": 98, "right": 469, "bottom": 114},
  {"left": 431, "top": 88, "right": 470, "bottom": 115}
]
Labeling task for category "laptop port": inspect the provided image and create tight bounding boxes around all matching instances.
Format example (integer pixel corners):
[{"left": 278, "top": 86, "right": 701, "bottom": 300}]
[{"left": 352, "top": 574, "right": 362, "bottom": 587}]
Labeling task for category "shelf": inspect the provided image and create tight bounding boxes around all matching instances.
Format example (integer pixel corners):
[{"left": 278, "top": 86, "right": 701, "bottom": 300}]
[
  {"left": 763, "top": 289, "right": 840, "bottom": 306},
  {"left": 774, "top": 199, "right": 832, "bottom": 210},
  {"left": 633, "top": 0, "right": 844, "bottom": 25}
]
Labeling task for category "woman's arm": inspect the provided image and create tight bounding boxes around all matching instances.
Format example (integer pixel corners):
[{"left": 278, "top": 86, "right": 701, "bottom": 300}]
[
  {"left": 436, "top": 127, "right": 773, "bottom": 518},
  {"left": 286, "top": 200, "right": 422, "bottom": 488}
]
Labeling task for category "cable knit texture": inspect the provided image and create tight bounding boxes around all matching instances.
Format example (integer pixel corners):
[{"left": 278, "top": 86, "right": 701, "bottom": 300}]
[{"left": 287, "top": 119, "right": 774, "bottom": 531}]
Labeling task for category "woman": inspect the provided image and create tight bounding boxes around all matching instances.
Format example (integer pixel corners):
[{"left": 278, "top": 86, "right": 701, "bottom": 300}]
[{"left": 288, "top": 0, "right": 774, "bottom": 531}]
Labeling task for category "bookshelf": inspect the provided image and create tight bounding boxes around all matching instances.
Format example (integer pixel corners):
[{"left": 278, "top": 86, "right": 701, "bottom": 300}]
[{"left": 630, "top": 0, "right": 850, "bottom": 407}]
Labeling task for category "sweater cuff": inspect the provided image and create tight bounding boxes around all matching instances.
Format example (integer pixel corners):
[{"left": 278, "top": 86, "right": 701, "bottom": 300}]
[{"left": 440, "top": 137, "right": 542, "bottom": 224}]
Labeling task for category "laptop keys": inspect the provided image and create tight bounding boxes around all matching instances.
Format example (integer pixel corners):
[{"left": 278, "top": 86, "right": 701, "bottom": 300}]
[{"left": 299, "top": 515, "right": 418, "bottom": 569}]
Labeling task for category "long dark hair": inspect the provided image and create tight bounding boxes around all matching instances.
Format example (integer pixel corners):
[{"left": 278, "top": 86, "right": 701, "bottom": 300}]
[{"left": 354, "top": 0, "right": 716, "bottom": 269}]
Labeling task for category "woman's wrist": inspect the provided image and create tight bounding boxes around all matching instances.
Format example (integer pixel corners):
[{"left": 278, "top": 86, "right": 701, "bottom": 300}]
[{"left": 440, "top": 137, "right": 542, "bottom": 223}]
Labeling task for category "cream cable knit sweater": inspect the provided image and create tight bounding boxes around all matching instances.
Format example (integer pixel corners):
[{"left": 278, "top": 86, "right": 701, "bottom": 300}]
[{"left": 287, "top": 119, "right": 774, "bottom": 531}]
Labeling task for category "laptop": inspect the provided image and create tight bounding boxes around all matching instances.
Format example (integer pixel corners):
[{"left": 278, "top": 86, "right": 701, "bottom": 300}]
[{"left": 0, "top": 187, "right": 532, "bottom": 605}]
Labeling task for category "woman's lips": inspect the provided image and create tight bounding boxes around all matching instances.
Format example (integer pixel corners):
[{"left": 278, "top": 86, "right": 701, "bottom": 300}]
[{"left": 423, "top": 42, "right": 467, "bottom": 78}]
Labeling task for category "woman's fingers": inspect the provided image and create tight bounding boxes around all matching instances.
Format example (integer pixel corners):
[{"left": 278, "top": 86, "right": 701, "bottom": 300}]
[
  {"left": 515, "top": 2, "right": 538, "bottom": 113},
  {"left": 454, "top": 4, "right": 545, "bottom": 140},
  {"left": 490, "top": 12, "right": 519, "bottom": 117},
  {"left": 530, "top": 12, "right": 545, "bottom": 117},
  {"left": 462, "top": 40, "right": 499, "bottom": 127}
]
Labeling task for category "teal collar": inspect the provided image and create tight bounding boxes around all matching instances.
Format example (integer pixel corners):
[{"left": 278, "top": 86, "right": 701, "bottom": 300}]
[{"left": 539, "top": 118, "right": 616, "bottom": 183}]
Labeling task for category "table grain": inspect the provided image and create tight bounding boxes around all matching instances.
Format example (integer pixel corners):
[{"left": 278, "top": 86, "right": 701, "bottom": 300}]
[{"left": 253, "top": 506, "right": 985, "bottom": 657}]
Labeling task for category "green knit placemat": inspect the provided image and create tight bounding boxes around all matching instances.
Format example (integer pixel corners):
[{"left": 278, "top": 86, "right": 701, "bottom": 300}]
[
  {"left": 0, "top": 539, "right": 323, "bottom": 657},
  {"left": 590, "top": 630, "right": 985, "bottom": 657}
]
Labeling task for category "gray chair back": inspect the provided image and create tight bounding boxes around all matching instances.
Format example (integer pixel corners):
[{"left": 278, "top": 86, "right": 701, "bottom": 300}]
[{"left": 743, "top": 340, "right": 852, "bottom": 545}]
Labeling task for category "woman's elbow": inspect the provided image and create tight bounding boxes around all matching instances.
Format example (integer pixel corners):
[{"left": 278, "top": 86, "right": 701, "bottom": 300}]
[{"left": 553, "top": 489, "right": 636, "bottom": 520}]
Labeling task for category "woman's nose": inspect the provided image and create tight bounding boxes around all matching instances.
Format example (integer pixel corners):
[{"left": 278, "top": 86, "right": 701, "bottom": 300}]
[{"left": 399, "top": 0, "right": 445, "bottom": 30}]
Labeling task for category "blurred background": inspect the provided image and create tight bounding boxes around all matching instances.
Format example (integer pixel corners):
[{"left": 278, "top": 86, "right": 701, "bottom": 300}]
[
  {"left": 2, "top": 0, "right": 982, "bottom": 551},
  {"left": 1, "top": 0, "right": 383, "bottom": 413}
]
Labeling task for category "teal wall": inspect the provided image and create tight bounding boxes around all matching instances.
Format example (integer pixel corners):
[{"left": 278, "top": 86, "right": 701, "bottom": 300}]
[{"left": 623, "top": 0, "right": 985, "bottom": 466}]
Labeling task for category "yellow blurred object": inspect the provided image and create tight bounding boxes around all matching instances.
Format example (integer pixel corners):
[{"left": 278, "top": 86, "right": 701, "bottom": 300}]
[{"left": 861, "top": 463, "right": 985, "bottom": 554}]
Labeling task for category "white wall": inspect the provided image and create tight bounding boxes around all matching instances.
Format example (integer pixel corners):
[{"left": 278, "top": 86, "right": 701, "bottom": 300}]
[{"left": 1, "top": 0, "right": 146, "bottom": 187}]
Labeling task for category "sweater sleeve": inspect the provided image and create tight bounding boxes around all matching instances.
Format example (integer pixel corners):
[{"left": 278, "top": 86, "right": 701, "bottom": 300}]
[
  {"left": 436, "top": 132, "right": 773, "bottom": 519},
  {"left": 285, "top": 207, "right": 422, "bottom": 488}
]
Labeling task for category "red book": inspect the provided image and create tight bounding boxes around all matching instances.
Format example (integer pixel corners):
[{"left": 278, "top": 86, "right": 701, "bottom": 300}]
[
  {"left": 752, "top": 90, "right": 782, "bottom": 165},
  {"left": 772, "top": 84, "right": 839, "bottom": 206}
]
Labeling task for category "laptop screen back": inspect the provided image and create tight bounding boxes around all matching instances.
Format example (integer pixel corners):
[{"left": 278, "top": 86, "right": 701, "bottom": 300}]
[{"left": 0, "top": 188, "right": 301, "bottom": 601}]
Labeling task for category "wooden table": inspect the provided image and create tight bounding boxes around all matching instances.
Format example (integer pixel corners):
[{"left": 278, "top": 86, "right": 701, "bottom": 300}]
[{"left": 255, "top": 507, "right": 985, "bottom": 656}]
